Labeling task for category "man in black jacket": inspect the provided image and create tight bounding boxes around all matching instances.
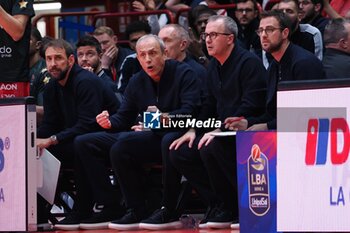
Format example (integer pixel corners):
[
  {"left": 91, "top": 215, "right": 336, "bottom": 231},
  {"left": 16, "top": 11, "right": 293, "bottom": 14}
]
[
  {"left": 36, "top": 39, "right": 119, "bottom": 228},
  {"left": 323, "top": 18, "right": 350, "bottom": 79},
  {"left": 37, "top": 38, "right": 118, "bottom": 159},
  {"left": 166, "top": 15, "right": 267, "bottom": 230}
]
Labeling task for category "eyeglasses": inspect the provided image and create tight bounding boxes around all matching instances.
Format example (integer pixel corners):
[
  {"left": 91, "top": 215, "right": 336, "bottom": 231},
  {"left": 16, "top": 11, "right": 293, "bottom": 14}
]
[
  {"left": 236, "top": 8, "right": 254, "bottom": 13},
  {"left": 255, "top": 27, "right": 282, "bottom": 36},
  {"left": 200, "top": 32, "right": 232, "bottom": 41}
]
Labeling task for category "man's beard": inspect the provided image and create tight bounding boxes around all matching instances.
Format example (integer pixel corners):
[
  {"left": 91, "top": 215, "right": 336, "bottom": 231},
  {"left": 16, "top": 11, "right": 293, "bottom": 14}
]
[
  {"left": 264, "top": 39, "right": 284, "bottom": 54},
  {"left": 301, "top": 11, "right": 316, "bottom": 24},
  {"left": 56, "top": 66, "right": 69, "bottom": 81},
  {"left": 58, "top": 67, "right": 69, "bottom": 80},
  {"left": 81, "top": 61, "right": 99, "bottom": 72}
]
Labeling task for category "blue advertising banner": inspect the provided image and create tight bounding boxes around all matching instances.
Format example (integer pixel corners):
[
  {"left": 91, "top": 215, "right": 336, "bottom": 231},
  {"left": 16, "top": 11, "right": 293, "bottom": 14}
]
[{"left": 236, "top": 131, "right": 278, "bottom": 233}]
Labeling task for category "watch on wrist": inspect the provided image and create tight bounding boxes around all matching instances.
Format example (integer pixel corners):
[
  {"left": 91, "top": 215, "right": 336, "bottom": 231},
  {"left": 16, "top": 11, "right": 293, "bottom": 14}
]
[{"left": 50, "top": 135, "right": 58, "bottom": 145}]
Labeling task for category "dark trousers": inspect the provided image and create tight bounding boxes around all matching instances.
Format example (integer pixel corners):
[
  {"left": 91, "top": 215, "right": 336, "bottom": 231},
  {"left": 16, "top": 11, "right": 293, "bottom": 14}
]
[
  {"left": 199, "top": 136, "right": 238, "bottom": 213},
  {"left": 48, "top": 141, "right": 75, "bottom": 168},
  {"left": 161, "top": 131, "right": 186, "bottom": 210},
  {"left": 170, "top": 135, "right": 238, "bottom": 213},
  {"left": 110, "top": 131, "right": 169, "bottom": 210},
  {"left": 74, "top": 131, "right": 121, "bottom": 212},
  {"left": 169, "top": 137, "right": 218, "bottom": 207}
]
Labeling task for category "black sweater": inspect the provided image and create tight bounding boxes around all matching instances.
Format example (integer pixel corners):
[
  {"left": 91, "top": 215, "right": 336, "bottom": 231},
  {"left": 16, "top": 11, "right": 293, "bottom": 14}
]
[
  {"left": 199, "top": 45, "right": 267, "bottom": 128},
  {"left": 248, "top": 43, "right": 326, "bottom": 129},
  {"left": 38, "top": 64, "right": 119, "bottom": 142},
  {"left": 109, "top": 59, "right": 201, "bottom": 130}
]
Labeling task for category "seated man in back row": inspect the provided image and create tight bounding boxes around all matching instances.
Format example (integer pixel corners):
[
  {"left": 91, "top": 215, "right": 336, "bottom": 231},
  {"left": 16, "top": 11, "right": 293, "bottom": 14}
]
[{"left": 76, "top": 35, "right": 117, "bottom": 93}]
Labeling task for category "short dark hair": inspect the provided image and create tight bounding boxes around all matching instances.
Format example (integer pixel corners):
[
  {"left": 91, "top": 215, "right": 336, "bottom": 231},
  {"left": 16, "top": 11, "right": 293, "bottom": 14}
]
[
  {"left": 235, "top": 0, "right": 258, "bottom": 11},
  {"left": 310, "top": 0, "right": 324, "bottom": 12},
  {"left": 39, "top": 36, "right": 54, "bottom": 58},
  {"left": 280, "top": 0, "right": 299, "bottom": 12},
  {"left": 260, "top": 10, "right": 293, "bottom": 38},
  {"left": 76, "top": 35, "right": 102, "bottom": 54},
  {"left": 31, "top": 26, "right": 42, "bottom": 42},
  {"left": 125, "top": 20, "right": 152, "bottom": 39},
  {"left": 44, "top": 39, "right": 75, "bottom": 58},
  {"left": 324, "top": 18, "right": 350, "bottom": 45},
  {"left": 191, "top": 5, "right": 217, "bottom": 22},
  {"left": 188, "top": 5, "right": 217, "bottom": 33}
]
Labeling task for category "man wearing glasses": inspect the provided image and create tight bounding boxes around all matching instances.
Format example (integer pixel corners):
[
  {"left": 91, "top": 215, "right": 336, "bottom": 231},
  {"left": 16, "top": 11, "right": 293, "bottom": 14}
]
[
  {"left": 234, "top": 0, "right": 262, "bottom": 53},
  {"left": 261, "top": 0, "right": 323, "bottom": 69},
  {"left": 168, "top": 15, "right": 267, "bottom": 229},
  {"left": 278, "top": 0, "right": 323, "bottom": 59},
  {"left": 226, "top": 10, "right": 325, "bottom": 131},
  {"left": 298, "top": 0, "right": 329, "bottom": 35}
]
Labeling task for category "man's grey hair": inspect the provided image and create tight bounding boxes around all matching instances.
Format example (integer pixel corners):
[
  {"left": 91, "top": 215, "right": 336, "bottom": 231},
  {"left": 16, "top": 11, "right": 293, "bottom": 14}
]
[
  {"left": 324, "top": 18, "right": 350, "bottom": 45},
  {"left": 207, "top": 15, "right": 238, "bottom": 38},
  {"left": 160, "top": 24, "right": 190, "bottom": 41},
  {"left": 136, "top": 34, "right": 166, "bottom": 53}
]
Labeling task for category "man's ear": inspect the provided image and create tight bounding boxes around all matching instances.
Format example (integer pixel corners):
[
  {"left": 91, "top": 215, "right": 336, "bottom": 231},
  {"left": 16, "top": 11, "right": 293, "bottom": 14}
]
[
  {"left": 339, "top": 38, "right": 348, "bottom": 50},
  {"left": 282, "top": 28, "right": 290, "bottom": 40},
  {"left": 36, "top": 41, "right": 42, "bottom": 51},
  {"left": 68, "top": 54, "right": 75, "bottom": 66},
  {"left": 113, "top": 35, "right": 118, "bottom": 44},
  {"left": 228, "top": 33, "right": 235, "bottom": 45},
  {"left": 180, "top": 40, "right": 188, "bottom": 51},
  {"left": 164, "top": 48, "right": 169, "bottom": 58},
  {"left": 254, "top": 9, "right": 258, "bottom": 18}
]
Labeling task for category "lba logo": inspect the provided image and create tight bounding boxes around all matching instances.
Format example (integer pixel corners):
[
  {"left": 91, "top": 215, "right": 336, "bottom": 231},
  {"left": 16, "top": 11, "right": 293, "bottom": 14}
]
[
  {"left": 143, "top": 110, "right": 161, "bottom": 129},
  {"left": 305, "top": 118, "right": 349, "bottom": 165},
  {"left": 248, "top": 144, "right": 270, "bottom": 216}
]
